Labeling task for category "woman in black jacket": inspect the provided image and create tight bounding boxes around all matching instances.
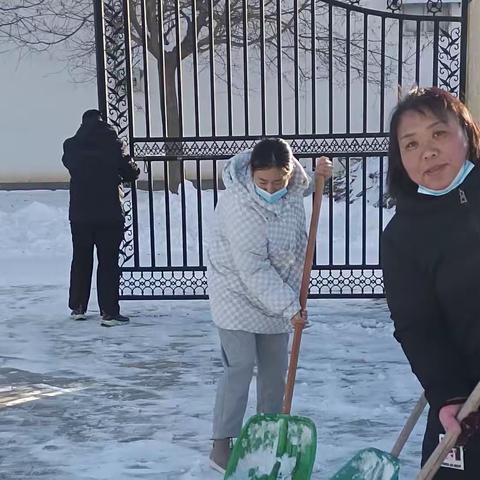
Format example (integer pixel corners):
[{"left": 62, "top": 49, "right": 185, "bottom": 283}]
[
  {"left": 62, "top": 109, "right": 140, "bottom": 327},
  {"left": 382, "top": 87, "right": 480, "bottom": 478}
]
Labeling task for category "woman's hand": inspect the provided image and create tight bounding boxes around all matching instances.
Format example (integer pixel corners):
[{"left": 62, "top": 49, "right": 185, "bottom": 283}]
[
  {"left": 439, "top": 403, "right": 463, "bottom": 436},
  {"left": 291, "top": 310, "right": 308, "bottom": 328},
  {"left": 439, "top": 402, "right": 480, "bottom": 445},
  {"left": 315, "top": 156, "right": 333, "bottom": 179}
]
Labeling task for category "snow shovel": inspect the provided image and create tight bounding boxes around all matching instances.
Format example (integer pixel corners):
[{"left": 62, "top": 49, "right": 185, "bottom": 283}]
[
  {"left": 330, "top": 392, "right": 428, "bottom": 480},
  {"left": 417, "top": 381, "right": 480, "bottom": 480},
  {"left": 224, "top": 173, "right": 326, "bottom": 480}
]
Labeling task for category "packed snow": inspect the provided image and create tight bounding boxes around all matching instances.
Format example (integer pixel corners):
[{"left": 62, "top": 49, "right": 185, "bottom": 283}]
[{"left": 0, "top": 186, "right": 428, "bottom": 479}]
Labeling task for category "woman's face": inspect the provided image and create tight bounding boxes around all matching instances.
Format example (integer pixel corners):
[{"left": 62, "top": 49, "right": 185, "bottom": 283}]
[
  {"left": 397, "top": 109, "right": 469, "bottom": 190},
  {"left": 252, "top": 167, "right": 291, "bottom": 193}
]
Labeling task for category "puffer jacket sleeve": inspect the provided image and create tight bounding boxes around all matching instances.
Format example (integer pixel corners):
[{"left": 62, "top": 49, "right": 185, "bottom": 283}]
[
  {"left": 62, "top": 139, "right": 73, "bottom": 170},
  {"left": 303, "top": 171, "right": 314, "bottom": 197},
  {"left": 222, "top": 196, "right": 300, "bottom": 324},
  {"left": 381, "top": 230, "right": 471, "bottom": 412}
]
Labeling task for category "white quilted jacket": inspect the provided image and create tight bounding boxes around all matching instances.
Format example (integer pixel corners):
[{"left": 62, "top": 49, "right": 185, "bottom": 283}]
[{"left": 206, "top": 151, "right": 313, "bottom": 334}]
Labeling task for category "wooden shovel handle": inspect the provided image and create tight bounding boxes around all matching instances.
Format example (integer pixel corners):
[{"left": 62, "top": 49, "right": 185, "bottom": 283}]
[
  {"left": 282, "top": 322, "right": 304, "bottom": 415},
  {"left": 299, "top": 175, "right": 325, "bottom": 312},
  {"left": 390, "top": 393, "right": 427, "bottom": 458},
  {"left": 417, "top": 382, "right": 480, "bottom": 480},
  {"left": 283, "top": 173, "right": 326, "bottom": 415}
]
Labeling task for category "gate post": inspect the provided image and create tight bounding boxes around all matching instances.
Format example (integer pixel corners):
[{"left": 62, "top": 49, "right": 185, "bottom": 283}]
[
  {"left": 93, "top": 0, "right": 107, "bottom": 119},
  {"left": 467, "top": 0, "right": 480, "bottom": 120}
]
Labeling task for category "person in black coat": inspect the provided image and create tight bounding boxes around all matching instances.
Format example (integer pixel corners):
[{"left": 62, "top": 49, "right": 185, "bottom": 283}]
[
  {"left": 62, "top": 109, "right": 139, "bottom": 327},
  {"left": 381, "top": 87, "right": 480, "bottom": 478}
]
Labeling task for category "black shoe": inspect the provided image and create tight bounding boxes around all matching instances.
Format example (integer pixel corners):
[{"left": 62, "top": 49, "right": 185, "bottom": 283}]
[
  {"left": 209, "top": 438, "right": 232, "bottom": 474},
  {"left": 101, "top": 313, "right": 130, "bottom": 327},
  {"left": 70, "top": 309, "right": 87, "bottom": 321}
]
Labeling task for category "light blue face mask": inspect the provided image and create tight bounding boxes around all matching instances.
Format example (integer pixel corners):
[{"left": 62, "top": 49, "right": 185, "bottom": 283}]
[
  {"left": 417, "top": 160, "right": 475, "bottom": 196},
  {"left": 254, "top": 184, "right": 288, "bottom": 204}
]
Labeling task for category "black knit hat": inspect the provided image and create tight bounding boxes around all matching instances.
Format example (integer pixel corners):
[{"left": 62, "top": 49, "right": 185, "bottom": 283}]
[{"left": 82, "top": 109, "right": 103, "bottom": 124}]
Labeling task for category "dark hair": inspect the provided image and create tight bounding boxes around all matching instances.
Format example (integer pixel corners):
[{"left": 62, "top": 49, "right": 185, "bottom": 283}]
[
  {"left": 250, "top": 138, "right": 293, "bottom": 173},
  {"left": 387, "top": 87, "right": 480, "bottom": 199},
  {"left": 82, "top": 109, "right": 103, "bottom": 124}
]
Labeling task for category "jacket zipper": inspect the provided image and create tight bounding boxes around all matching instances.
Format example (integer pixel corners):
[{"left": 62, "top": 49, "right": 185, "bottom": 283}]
[{"left": 458, "top": 188, "right": 480, "bottom": 237}]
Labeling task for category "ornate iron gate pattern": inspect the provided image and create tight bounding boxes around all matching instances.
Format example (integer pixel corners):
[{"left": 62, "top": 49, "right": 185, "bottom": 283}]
[{"left": 93, "top": 0, "right": 469, "bottom": 299}]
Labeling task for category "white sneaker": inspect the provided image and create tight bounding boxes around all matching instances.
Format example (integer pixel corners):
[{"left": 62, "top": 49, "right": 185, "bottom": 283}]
[{"left": 70, "top": 310, "right": 87, "bottom": 321}]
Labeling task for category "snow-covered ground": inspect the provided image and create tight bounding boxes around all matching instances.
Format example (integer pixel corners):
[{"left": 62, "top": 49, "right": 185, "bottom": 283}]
[{"left": 0, "top": 188, "right": 427, "bottom": 479}]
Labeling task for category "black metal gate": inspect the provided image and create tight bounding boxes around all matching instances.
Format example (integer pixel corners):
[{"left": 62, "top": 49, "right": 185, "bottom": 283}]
[{"left": 93, "top": 0, "right": 469, "bottom": 299}]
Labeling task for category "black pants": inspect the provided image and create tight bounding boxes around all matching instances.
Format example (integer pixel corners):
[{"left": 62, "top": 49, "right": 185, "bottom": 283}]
[
  {"left": 422, "top": 407, "right": 480, "bottom": 479},
  {"left": 69, "top": 221, "right": 124, "bottom": 316}
]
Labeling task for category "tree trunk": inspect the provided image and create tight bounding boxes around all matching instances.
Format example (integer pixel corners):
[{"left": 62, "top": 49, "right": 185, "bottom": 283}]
[{"left": 162, "top": 52, "right": 183, "bottom": 194}]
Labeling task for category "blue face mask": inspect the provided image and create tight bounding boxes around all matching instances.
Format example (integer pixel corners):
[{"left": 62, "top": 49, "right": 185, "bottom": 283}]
[
  {"left": 254, "top": 185, "right": 288, "bottom": 204},
  {"left": 417, "top": 160, "right": 475, "bottom": 196}
]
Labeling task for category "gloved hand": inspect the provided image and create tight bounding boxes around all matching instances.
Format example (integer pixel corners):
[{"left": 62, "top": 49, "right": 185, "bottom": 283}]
[
  {"left": 458, "top": 410, "right": 480, "bottom": 446},
  {"left": 439, "top": 401, "right": 480, "bottom": 446},
  {"left": 121, "top": 155, "right": 141, "bottom": 182},
  {"left": 128, "top": 159, "right": 140, "bottom": 179}
]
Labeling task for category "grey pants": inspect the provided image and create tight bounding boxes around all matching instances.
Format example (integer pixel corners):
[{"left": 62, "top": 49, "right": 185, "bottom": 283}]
[{"left": 212, "top": 328, "right": 289, "bottom": 439}]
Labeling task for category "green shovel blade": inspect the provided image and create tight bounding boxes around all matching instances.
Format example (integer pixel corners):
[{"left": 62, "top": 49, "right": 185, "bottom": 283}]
[
  {"left": 224, "top": 413, "right": 317, "bottom": 480},
  {"left": 329, "top": 447, "right": 400, "bottom": 480}
]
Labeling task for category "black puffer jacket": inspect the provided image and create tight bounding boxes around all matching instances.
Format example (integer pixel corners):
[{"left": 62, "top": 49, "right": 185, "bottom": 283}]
[
  {"left": 381, "top": 165, "right": 480, "bottom": 413},
  {"left": 62, "top": 120, "right": 139, "bottom": 223}
]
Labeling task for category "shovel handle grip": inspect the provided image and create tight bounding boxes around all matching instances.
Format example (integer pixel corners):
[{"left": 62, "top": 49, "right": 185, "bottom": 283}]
[
  {"left": 283, "top": 173, "right": 326, "bottom": 415},
  {"left": 417, "top": 382, "right": 480, "bottom": 480}
]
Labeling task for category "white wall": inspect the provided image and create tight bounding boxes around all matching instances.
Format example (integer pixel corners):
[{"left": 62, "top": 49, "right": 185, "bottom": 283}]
[
  {"left": 0, "top": 50, "right": 96, "bottom": 183},
  {"left": 467, "top": 0, "right": 480, "bottom": 119}
]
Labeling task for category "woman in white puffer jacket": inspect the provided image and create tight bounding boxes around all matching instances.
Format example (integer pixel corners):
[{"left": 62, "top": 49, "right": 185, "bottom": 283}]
[{"left": 206, "top": 138, "right": 332, "bottom": 473}]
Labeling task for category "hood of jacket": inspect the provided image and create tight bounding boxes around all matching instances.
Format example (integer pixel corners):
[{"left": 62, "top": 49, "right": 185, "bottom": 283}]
[{"left": 222, "top": 150, "right": 310, "bottom": 213}]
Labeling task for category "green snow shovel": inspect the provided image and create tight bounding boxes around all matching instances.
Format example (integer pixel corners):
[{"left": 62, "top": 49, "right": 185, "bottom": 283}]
[
  {"left": 330, "top": 393, "right": 428, "bottom": 480},
  {"left": 224, "top": 173, "right": 327, "bottom": 480}
]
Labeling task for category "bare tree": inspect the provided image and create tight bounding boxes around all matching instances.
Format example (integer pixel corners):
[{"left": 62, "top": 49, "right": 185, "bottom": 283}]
[
  {"left": 0, "top": 0, "right": 392, "bottom": 107},
  {"left": 1, "top": 0, "right": 396, "bottom": 191},
  {"left": 0, "top": 1, "right": 95, "bottom": 77}
]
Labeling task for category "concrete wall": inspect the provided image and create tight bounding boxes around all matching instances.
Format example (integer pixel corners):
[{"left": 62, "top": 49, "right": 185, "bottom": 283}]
[{"left": 0, "top": 50, "right": 96, "bottom": 185}]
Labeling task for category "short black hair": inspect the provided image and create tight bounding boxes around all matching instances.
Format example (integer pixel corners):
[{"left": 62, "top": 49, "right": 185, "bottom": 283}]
[
  {"left": 250, "top": 138, "right": 293, "bottom": 173},
  {"left": 387, "top": 87, "right": 480, "bottom": 199},
  {"left": 82, "top": 109, "right": 103, "bottom": 124}
]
